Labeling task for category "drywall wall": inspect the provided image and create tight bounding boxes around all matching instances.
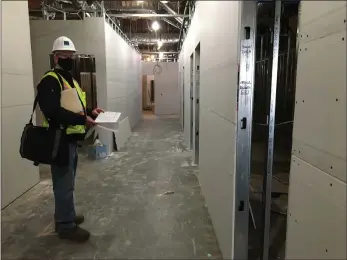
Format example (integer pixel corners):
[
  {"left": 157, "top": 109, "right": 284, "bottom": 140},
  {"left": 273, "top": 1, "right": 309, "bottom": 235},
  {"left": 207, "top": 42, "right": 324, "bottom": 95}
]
[
  {"left": 286, "top": 2, "right": 346, "bottom": 259},
  {"left": 1, "top": 1, "right": 39, "bottom": 208},
  {"left": 104, "top": 22, "right": 142, "bottom": 129},
  {"left": 0, "top": 0, "right": 2, "bottom": 209},
  {"left": 142, "top": 62, "right": 179, "bottom": 115},
  {"left": 179, "top": 1, "right": 241, "bottom": 258},
  {"left": 30, "top": 18, "right": 142, "bottom": 152}
]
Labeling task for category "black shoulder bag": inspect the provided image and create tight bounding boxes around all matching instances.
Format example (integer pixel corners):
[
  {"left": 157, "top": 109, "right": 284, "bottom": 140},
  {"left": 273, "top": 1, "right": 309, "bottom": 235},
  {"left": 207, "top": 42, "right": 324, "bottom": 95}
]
[{"left": 19, "top": 74, "right": 70, "bottom": 167}]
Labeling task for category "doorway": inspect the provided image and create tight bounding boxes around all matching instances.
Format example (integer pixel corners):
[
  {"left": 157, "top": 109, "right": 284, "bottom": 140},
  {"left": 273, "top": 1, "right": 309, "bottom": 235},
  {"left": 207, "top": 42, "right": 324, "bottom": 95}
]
[
  {"left": 142, "top": 74, "right": 155, "bottom": 115},
  {"left": 193, "top": 43, "right": 201, "bottom": 164},
  {"left": 189, "top": 53, "right": 194, "bottom": 149},
  {"left": 234, "top": 1, "right": 299, "bottom": 260},
  {"left": 182, "top": 66, "right": 185, "bottom": 130}
]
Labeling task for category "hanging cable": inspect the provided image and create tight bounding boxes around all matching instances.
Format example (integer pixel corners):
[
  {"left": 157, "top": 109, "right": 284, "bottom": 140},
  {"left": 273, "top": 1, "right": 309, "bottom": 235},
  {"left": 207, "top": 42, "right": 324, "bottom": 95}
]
[{"left": 153, "top": 60, "right": 162, "bottom": 74}]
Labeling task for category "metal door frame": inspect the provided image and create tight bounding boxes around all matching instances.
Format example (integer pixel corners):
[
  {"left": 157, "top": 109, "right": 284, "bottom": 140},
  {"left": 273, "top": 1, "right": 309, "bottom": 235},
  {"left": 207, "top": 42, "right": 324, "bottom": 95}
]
[
  {"left": 193, "top": 44, "right": 200, "bottom": 165},
  {"left": 182, "top": 66, "right": 185, "bottom": 130},
  {"left": 233, "top": 2, "right": 257, "bottom": 259},
  {"left": 189, "top": 53, "right": 194, "bottom": 149}
]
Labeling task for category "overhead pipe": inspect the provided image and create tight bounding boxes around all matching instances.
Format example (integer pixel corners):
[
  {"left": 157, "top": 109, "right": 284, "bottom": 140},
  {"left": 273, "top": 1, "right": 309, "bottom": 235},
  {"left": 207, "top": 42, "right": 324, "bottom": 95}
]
[
  {"left": 109, "top": 8, "right": 180, "bottom": 29},
  {"left": 177, "top": 1, "right": 189, "bottom": 51},
  {"left": 132, "top": 38, "right": 179, "bottom": 45},
  {"left": 31, "top": 5, "right": 181, "bottom": 29},
  {"left": 141, "top": 51, "right": 179, "bottom": 54},
  {"left": 108, "top": 13, "right": 188, "bottom": 18},
  {"left": 159, "top": 1, "right": 183, "bottom": 24}
]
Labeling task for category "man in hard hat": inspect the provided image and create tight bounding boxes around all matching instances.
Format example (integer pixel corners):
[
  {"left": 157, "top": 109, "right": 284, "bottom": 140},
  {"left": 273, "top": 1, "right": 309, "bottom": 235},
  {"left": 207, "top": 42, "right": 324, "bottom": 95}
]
[{"left": 36, "top": 36, "right": 104, "bottom": 242}]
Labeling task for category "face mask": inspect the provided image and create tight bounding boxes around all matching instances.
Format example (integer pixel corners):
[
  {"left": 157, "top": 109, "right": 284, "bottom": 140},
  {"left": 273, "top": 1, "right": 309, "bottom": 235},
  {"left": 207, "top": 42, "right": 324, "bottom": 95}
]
[{"left": 57, "top": 58, "right": 73, "bottom": 71}]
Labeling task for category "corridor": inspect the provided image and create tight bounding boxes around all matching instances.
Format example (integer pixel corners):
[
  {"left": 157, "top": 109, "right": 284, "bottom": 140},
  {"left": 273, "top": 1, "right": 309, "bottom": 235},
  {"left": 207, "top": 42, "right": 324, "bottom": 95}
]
[{"left": 1, "top": 117, "right": 221, "bottom": 259}]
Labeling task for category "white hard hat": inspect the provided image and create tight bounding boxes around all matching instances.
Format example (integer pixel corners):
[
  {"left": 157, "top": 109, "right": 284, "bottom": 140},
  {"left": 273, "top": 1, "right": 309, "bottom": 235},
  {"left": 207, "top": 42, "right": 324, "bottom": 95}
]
[{"left": 52, "top": 36, "right": 77, "bottom": 52}]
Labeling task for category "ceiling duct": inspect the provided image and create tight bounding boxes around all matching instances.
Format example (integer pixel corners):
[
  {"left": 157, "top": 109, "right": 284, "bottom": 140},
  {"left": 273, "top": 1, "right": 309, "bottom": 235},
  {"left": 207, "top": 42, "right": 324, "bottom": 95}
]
[
  {"left": 131, "top": 33, "right": 179, "bottom": 45},
  {"left": 108, "top": 13, "right": 188, "bottom": 18},
  {"left": 110, "top": 8, "right": 180, "bottom": 29},
  {"left": 159, "top": 1, "right": 183, "bottom": 24}
]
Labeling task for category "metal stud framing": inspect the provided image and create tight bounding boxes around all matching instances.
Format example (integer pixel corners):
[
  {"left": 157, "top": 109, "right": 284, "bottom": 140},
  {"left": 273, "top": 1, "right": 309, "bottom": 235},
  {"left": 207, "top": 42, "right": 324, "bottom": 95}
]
[
  {"left": 261, "top": 1, "right": 282, "bottom": 259},
  {"left": 233, "top": 1, "right": 257, "bottom": 259}
]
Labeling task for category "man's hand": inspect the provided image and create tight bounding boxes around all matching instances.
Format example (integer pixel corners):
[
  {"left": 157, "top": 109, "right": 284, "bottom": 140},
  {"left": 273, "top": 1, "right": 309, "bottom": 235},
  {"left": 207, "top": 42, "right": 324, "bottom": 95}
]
[
  {"left": 92, "top": 108, "right": 105, "bottom": 117},
  {"left": 86, "top": 116, "right": 96, "bottom": 126}
]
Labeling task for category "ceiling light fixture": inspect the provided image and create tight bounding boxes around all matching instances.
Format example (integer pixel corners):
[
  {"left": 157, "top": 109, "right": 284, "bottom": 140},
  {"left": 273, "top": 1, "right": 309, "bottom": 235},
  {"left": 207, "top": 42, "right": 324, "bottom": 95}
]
[
  {"left": 157, "top": 40, "right": 163, "bottom": 50},
  {"left": 151, "top": 21, "right": 160, "bottom": 31}
]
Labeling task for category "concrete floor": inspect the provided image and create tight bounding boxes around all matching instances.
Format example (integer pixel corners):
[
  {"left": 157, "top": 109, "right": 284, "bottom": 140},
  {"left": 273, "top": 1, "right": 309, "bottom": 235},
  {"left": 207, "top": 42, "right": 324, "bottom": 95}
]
[{"left": 1, "top": 116, "right": 222, "bottom": 259}]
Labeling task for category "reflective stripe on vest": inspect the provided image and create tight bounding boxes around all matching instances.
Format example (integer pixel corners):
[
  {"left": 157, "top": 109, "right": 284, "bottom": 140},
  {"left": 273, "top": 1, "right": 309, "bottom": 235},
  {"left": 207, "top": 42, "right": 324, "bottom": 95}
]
[{"left": 42, "top": 71, "right": 86, "bottom": 135}]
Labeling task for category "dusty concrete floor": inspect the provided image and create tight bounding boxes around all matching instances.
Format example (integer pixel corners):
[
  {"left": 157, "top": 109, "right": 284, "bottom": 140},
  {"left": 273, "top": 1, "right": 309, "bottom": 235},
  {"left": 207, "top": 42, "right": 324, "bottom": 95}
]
[{"left": 1, "top": 117, "right": 222, "bottom": 259}]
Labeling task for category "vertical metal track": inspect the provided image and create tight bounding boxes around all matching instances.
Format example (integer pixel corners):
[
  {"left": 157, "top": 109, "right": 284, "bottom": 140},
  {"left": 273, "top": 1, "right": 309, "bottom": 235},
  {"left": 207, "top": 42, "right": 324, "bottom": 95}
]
[
  {"left": 233, "top": 2, "right": 257, "bottom": 259},
  {"left": 261, "top": 1, "right": 282, "bottom": 260}
]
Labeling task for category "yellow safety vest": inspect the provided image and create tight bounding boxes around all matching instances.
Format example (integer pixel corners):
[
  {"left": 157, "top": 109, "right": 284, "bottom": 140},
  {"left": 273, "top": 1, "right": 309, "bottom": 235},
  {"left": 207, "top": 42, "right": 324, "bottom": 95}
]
[{"left": 42, "top": 71, "right": 87, "bottom": 135}]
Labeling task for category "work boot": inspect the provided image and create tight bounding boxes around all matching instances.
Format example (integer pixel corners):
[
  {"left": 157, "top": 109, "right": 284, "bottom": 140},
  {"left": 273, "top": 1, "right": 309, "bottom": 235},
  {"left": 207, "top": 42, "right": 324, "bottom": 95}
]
[
  {"left": 58, "top": 226, "right": 90, "bottom": 242},
  {"left": 55, "top": 215, "right": 85, "bottom": 232}
]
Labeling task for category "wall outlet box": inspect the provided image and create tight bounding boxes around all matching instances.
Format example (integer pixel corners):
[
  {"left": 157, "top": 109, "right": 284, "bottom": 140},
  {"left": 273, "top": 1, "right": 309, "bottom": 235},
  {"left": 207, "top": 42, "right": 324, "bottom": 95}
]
[{"left": 88, "top": 145, "right": 108, "bottom": 160}]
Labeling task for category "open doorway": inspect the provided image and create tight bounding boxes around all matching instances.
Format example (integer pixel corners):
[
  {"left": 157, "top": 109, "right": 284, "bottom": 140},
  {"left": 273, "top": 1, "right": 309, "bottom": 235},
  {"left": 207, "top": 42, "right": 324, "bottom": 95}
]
[
  {"left": 182, "top": 66, "right": 185, "bottom": 130},
  {"left": 193, "top": 43, "right": 201, "bottom": 164},
  {"left": 142, "top": 74, "right": 155, "bottom": 115},
  {"left": 247, "top": 2, "right": 299, "bottom": 260},
  {"left": 189, "top": 53, "right": 194, "bottom": 149}
]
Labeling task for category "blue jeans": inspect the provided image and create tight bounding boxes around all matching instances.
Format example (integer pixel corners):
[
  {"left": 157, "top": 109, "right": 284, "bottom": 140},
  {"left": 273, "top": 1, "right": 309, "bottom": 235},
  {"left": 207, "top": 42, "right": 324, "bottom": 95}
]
[{"left": 51, "top": 142, "right": 78, "bottom": 230}]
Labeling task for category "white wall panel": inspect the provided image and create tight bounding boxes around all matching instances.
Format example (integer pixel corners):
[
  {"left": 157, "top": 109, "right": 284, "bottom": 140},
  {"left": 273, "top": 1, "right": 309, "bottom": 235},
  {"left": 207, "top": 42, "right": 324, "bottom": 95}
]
[
  {"left": 293, "top": 29, "right": 346, "bottom": 182},
  {"left": 104, "top": 22, "right": 142, "bottom": 129},
  {"left": 0, "top": 0, "right": 2, "bottom": 210},
  {"left": 142, "top": 62, "right": 180, "bottom": 115},
  {"left": 179, "top": 1, "right": 241, "bottom": 258},
  {"left": 1, "top": 1, "right": 39, "bottom": 208},
  {"left": 287, "top": 1, "right": 347, "bottom": 258},
  {"left": 286, "top": 156, "right": 346, "bottom": 259},
  {"left": 198, "top": 106, "right": 236, "bottom": 257}
]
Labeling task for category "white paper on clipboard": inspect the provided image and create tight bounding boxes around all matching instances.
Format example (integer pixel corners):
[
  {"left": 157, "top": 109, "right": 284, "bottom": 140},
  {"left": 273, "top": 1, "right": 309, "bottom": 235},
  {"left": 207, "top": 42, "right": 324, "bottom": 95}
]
[{"left": 95, "top": 112, "right": 121, "bottom": 124}]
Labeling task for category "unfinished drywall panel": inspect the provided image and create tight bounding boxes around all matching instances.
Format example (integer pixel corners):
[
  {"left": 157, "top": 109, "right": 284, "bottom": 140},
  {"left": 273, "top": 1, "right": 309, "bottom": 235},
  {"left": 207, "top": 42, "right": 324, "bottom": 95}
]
[
  {"left": 199, "top": 105, "right": 237, "bottom": 257},
  {"left": 0, "top": 0, "right": 2, "bottom": 208},
  {"left": 287, "top": 1, "right": 347, "bottom": 258},
  {"left": 292, "top": 8, "right": 346, "bottom": 182},
  {"left": 1, "top": 0, "right": 39, "bottom": 207},
  {"left": 104, "top": 22, "right": 142, "bottom": 131},
  {"left": 142, "top": 62, "right": 179, "bottom": 115},
  {"left": 286, "top": 156, "right": 346, "bottom": 259},
  {"left": 179, "top": 1, "right": 241, "bottom": 258}
]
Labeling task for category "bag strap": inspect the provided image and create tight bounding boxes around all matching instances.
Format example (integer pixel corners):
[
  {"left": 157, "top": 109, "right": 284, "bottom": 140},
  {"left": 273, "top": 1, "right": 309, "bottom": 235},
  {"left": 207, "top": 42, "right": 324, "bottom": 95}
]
[
  {"left": 53, "top": 70, "right": 87, "bottom": 117},
  {"left": 29, "top": 95, "right": 39, "bottom": 124}
]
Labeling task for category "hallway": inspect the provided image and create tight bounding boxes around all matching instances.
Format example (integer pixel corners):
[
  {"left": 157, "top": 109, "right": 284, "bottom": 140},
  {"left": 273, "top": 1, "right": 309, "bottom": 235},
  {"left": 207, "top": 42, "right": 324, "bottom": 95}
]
[{"left": 1, "top": 117, "right": 221, "bottom": 259}]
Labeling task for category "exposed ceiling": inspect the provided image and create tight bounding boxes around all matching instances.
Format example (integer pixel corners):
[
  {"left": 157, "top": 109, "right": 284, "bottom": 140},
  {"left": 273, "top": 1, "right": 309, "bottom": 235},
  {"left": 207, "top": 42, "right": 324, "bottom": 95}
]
[{"left": 28, "top": 0, "right": 193, "bottom": 61}]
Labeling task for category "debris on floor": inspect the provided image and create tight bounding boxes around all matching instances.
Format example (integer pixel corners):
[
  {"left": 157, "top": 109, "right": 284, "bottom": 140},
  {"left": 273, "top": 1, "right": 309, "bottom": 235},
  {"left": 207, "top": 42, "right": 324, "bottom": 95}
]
[
  {"left": 1, "top": 118, "right": 222, "bottom": 259},
  {"left": 157, "top": 191, "right": 175, "bottom": 196}
]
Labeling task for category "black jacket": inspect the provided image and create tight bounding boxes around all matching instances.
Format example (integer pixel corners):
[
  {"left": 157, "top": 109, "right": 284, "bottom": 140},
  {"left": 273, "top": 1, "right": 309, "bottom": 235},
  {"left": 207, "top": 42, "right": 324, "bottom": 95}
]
[{"left": 37, "top": 69, "right": 94, "bottom": 142}]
